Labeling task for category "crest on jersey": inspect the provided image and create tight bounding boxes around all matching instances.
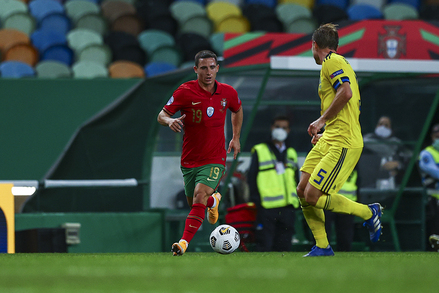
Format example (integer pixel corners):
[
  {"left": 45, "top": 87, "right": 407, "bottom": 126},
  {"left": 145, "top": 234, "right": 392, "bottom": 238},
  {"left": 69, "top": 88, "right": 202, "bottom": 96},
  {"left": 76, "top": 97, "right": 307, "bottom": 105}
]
[
  {"left": 378, "top": 25, "right": 406, "bottom": 59},
  {"left": 220, "top": 98, "right": 227, "bottom": 112},
  {"left": 166, "top": 96, "right": 174, "bottom": 105},
  {"left": 207, "top": 106, "right": 214, "bottom": 117}
]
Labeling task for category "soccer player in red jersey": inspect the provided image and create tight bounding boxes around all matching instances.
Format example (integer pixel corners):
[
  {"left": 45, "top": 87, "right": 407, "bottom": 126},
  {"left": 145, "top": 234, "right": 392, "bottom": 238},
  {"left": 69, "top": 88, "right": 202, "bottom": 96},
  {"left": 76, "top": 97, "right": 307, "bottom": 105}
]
[{"left": 157, "top": 50, "right": 243, "bottom": 256}]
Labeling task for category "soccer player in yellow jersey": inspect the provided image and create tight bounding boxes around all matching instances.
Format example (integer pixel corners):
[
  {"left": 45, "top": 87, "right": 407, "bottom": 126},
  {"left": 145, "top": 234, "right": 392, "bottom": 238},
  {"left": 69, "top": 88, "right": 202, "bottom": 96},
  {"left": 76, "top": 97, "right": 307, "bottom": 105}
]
[{"left": 297, "top": 23, "right": 383, "bottom": 257}]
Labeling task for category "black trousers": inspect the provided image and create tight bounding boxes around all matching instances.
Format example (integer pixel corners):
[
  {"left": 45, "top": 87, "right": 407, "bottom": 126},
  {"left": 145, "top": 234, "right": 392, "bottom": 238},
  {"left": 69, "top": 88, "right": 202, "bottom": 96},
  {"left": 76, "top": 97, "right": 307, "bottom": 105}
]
[
  {"left": 426, "top": 197, "right": 439, "bottom": 251},
  {"left": 324, "top": 210, "right": 355, "bottom": 252},
  {"left": 255, "top": 206, "right": 296, "bottom": 252}
]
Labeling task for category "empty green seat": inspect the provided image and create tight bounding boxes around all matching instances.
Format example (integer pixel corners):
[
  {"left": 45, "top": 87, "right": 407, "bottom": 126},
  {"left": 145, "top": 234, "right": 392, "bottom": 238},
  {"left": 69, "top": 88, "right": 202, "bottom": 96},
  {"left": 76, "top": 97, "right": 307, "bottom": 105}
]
[
  {"left": 67, "top": 28, "right": 103, "bottom": 53},
  {"left": 0, "top": 0, "right": 28, "bottom": 23},
  {"left": 65, "top": 0, "right": 100, "bottom": 23},
  {"left": 170, "top": 1, "right": 206, "bottom": 25},
  {"left": 138, "top": 29, "right": 175, "bottom": 56},
  {"left": 383, "top": 3, "right": 419, "bottom": 20},
  {"left": 72, "top": 60, "right": 108, "bottom": 78},
  {"left": 76, "top": 13, "right": 108, "bottom": 36},
  {"left": 3, "top": 12, "right": 36, "bottom": 36},
  {"left": 36, "top": 60, "right": 72, "bottom": 78},
  {"left": 276, "top": 3, "right": 312, "bottom": 26},
  {"left": 77, "top": 43, "right": 112, "bottom": 66}
]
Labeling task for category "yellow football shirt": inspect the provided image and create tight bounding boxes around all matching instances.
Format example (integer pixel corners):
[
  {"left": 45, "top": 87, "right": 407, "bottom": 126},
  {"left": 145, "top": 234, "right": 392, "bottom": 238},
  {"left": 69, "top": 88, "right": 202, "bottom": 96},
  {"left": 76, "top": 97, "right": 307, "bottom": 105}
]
[{"left": 318, "top": 52, "right": 363, "bottom": 148}]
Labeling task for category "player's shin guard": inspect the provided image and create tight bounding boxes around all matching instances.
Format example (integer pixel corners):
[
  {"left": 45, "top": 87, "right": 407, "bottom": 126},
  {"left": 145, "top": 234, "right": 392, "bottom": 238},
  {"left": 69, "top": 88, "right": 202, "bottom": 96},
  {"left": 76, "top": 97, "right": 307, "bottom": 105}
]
[
  {"left": 181, "top": 203, "right": 206, "bottom": 244},
  {"left": 300, "top": 198, "right": 329, "bottom": 249},
  {"left": 315, "top": 193, "right": 372, "bottom": 220}
]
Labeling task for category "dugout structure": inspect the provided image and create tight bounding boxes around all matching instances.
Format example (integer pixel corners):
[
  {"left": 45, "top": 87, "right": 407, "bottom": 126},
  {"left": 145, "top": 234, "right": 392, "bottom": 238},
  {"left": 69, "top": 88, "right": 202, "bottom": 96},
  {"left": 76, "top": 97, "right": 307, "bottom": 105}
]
[{"left": 16, "top": 58, "right": 439, "bottom": 252}]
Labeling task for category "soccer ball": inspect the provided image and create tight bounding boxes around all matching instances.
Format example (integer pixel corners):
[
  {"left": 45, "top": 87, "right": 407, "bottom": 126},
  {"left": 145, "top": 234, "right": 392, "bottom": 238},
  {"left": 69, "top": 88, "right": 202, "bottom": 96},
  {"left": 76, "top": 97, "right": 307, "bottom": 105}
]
[{"left": 209, "top": 224, "right": 240, "bottom": 254}]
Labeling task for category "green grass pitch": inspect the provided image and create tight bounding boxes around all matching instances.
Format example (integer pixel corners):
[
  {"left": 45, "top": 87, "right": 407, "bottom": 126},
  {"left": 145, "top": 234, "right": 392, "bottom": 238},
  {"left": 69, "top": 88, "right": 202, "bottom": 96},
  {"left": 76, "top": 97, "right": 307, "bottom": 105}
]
[{"left": 1, "top": 252, "right": 438, "bottom": 293}]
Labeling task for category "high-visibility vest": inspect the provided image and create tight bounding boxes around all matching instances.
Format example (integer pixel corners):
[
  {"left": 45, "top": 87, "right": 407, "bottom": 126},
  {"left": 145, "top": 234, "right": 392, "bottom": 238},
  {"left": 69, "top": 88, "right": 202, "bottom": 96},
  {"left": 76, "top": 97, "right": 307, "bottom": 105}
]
[
  {"left": 252, "top": 143, "right": 300, "bottom": 209},
  {"left": 420, "top": 146, "right": 439, "bottom": 199},
  {"left": 338, "top": 170, "right": 358, "bottom": 202}
]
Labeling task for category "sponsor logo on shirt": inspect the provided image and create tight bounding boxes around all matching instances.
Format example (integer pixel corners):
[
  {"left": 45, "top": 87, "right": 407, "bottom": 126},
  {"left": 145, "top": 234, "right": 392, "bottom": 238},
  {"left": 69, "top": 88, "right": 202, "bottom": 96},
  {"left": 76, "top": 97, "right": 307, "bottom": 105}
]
[
  {"left": 330, "top": 70, "right": 344, "bottom": 79},
  {"left": 192, "top": 102, "right": 201, "bottom": 105},
  {"left": 207, "top": 106, "right": 214, "bottom": 117}
]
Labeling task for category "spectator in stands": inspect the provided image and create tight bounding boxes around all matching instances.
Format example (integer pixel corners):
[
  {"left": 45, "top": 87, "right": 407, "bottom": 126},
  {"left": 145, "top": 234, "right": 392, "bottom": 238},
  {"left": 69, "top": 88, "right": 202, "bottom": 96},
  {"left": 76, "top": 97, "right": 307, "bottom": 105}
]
[
  {"left": 248, "top": 115, "right": 300, "bottom": 252},
  {"left": 361, "top": 116, "right": 410, "bottom": 189},
  {"left": 418, "top": 124, "right": 439, "bottom": 251}
]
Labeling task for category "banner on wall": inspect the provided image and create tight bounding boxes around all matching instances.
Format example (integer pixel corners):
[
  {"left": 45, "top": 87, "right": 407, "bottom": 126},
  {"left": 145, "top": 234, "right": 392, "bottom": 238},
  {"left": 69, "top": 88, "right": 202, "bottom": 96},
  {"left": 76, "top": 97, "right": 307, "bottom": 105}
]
[{"left": 223, "top": 20, "right": 439, "bottom": 67}]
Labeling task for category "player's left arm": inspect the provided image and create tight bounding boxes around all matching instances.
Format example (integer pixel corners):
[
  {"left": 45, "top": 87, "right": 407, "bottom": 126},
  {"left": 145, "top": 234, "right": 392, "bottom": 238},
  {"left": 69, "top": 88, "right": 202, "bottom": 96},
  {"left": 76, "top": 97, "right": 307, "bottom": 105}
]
[
  {"left": 308, "top": 81, "right": 352, "bottom": 137},
  {"left": 228, "top": 106, "right": 243, "bottom": 159}
]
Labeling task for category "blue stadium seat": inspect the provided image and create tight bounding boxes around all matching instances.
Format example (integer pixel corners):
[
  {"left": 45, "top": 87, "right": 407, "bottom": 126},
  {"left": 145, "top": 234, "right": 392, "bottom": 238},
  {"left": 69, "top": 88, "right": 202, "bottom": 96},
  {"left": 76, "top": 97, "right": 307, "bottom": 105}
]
[
  {"left": 41, "top": 44, "right": 74, "bottom": 66},
  {"left": 347, "top": 4, "right": 383, "bottom": 20},
  {"left": 316, "top": 0, "right": 350, "bottom": 10},
  {"left": 31, "top": 29, "right": 67, "bottom": 53},
  {"left": 145, "top": 62, "right": 177, "bottom": 77},
  {"left": 39, "top": 13, "right": 72, "bottom": 35},
  {"left": 29, "top": 0, "right": 65, "bottom": 23},
  {"left": 0, "top": 61, "right": 35, "bottom": 78}
]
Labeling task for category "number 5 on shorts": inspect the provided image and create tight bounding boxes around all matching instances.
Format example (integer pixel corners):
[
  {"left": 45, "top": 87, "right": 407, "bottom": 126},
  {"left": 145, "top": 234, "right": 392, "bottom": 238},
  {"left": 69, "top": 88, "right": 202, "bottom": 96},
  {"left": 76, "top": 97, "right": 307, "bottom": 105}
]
[{"left": 314, "top": 168, "right": 327, "bottom": 185}]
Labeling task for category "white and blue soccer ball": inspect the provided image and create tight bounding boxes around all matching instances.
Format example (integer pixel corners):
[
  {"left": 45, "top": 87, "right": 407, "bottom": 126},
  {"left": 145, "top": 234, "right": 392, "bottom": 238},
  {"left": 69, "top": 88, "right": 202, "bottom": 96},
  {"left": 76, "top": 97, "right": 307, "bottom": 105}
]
[{"left": 209, "top": 224, "right": 240, "bottom": 254}]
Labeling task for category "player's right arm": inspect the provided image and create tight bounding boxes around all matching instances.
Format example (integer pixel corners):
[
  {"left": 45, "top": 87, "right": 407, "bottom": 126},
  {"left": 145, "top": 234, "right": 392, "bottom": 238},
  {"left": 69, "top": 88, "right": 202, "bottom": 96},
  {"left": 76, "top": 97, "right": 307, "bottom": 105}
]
[{"left": 157, "top": 110, "right": 186, "bottom": 133}]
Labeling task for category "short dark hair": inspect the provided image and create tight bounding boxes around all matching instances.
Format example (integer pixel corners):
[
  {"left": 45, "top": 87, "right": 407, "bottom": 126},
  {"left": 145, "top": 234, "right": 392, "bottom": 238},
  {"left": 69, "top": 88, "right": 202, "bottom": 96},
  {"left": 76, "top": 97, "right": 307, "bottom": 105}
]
[
  {"left": 194, "top": 50, "right": 218, "bottom": 67},
  {"left": 272, "top": 115, "right": 290, "bottom": 126},
  {"left": 312, "top": 23, "right": 339, "bottom": 51}
]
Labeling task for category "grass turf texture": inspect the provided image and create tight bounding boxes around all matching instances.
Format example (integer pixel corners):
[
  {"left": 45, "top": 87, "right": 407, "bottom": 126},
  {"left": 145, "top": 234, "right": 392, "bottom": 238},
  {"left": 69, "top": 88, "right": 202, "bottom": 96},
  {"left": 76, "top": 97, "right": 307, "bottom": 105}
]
[{"left": 0, "top": 252, "right": 438, "bottom": 292}]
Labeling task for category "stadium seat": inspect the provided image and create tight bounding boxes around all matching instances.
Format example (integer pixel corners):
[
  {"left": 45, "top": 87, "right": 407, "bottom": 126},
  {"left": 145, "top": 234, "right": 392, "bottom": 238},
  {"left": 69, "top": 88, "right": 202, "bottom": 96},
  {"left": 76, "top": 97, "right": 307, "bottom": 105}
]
[
  {"left": 100, "top": 0, "right": 136, "bottom": 23},
  {"left": 351, "top": 0, "right": 386, "bottom": 10},
  {"left": 383, "top": 3, "right": 419, "bottom": 20},
  {"left": 67, "top": 28, "right": 103, "bottom": 53},
  {"left": 347, "top": 4, "right": 383, "bottom": 20},
  {"left": 2, "top": 12, "right": 36, "bottom": 36},
  {"left": 77, "top": 43, "right": 112, "bottom": 66},
  {"left": 136, "top": 1, "right": 178, "bottom": 36},
  {"left": 72, "top": 60, "right": 108, "bottom": 78},
  {"left": 35, "top": 60, "right": 72, "bottom": 78},
  {"left": 144, "top": 61, "right": 177, "bottom": 77},
  {"left": 112, "top": 44, "right": 147, "bottom": 66},
  {"left": 313, "top": 4, "right": 349, "bottom": 25},
  {"left": 388, "top": 0, "right": 421, "bottom": 9},
  {"left": 315, "top": 0, "right": 349, "bottom": 10},
  {"left": 215, "top": 15, "right": 251, "bottom": 33},
  {"left": 177, "top": 32, "right": 212, "bottom": 62},
  {"left": 75, "top": 13, "right": 108, "bottom": 36},
  {"left": 169, "top": 0, "right": 206, "bottom": 25},
  {"left": 0, "top": 61, "right": 35, "bottom": 78},
  {"left": 65, "top": 0, "right": 100, "bottom": 23},
  {"left": 245, "top": 0, "right": 277, "bottom": 8},
  {"left": 206, "top": 1, "right": 242, "bottom": 28},
  {"left": 276, "top": 3, "right": 312, "bottom": 27},
  {"left": 0, "top": 29, "right": 30, "bottom": 55},
  {"left": 180, "top": 16, "right": 213, "bottom": 39},
  {"left": 243, "top": 4, "right": 283, "bottom": 33},
  {"left": 420, "top": 4, "right": 439, "bottom": 20},
  {"left": 0, "top": 0, "right": 28, "bottom": 23},
  {"left": 148, "top": 45, "right": 183, "bottom": 67},
  {"left": 28, "top": 0, "right": 64, "bottom": 23},
  {"left": 3, "top": 43, "right": 39, "bottom": 66},
  {"left": 31, "top": 29, "right": 67, "bottom": 53},
  {"left": 39, "top": 13, "right": 71, "bottom": 35},
  {"left": 209, "top": 32, "right": 224, "bottom": 56},
  {"left": 108, "top": 60, "right": 145, "bottom": 78},
  {"left": 111, "top": 14, "right": 144, "bottom": 37},
  {"left": 40, "top": 44, "right": 74, "bottom": 66},
  {"left": 138, "top": 29, "right": 175, "bottom": 56},
  {"left": 286, "top": 17, "right": 317, "bottom": 34},
  {"left": 278, "top": 0, "right": 315, "bottom": 10},
  {"left": 105, "top": 31, "right": 139, "bottom": 54}
]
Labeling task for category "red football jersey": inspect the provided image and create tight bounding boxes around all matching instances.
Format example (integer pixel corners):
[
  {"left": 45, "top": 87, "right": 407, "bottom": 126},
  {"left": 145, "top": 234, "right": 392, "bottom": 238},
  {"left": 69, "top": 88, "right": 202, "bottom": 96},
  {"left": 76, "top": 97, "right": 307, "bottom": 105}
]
[{"left": 163, "top": 80, "right": 242, "bottom": 168}]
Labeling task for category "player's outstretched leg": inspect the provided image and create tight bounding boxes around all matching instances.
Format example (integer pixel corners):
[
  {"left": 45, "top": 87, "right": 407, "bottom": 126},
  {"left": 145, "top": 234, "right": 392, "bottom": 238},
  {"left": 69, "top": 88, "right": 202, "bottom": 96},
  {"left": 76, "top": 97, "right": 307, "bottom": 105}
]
[
  {"left": 363, "top": 203, "right": 383, "bottom": 243},
  {"left": 208, "top": 192, "right": 221, "bottom": 224},
  {"left": 171, "top": 240, "right": 188, "bottom": 256},
  {"left": 303, "top": 245, "right": 334, "bottom": 257},
  {"left": 429, "top": 234, "right": 439, "bottom": 252}
]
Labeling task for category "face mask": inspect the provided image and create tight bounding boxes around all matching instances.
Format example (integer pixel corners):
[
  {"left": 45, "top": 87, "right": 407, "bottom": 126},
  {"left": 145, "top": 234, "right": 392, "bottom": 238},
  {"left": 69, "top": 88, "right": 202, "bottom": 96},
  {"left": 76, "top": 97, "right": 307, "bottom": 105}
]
[
  {"left": 375, "top": 125, "right": 391, "bottom": 138},
  {"left": 433, "top": 139, "right": 439, "bottom": 151},
  {"left": 272, "top": 128, "right": 288, "bottom": 142}
]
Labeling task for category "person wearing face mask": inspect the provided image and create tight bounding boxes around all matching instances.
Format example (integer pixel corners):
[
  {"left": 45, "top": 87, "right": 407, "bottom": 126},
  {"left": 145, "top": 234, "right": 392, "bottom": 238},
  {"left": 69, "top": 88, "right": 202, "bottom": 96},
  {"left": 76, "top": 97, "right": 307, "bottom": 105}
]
[
  {"left": 419, "top": 124, "right": 439, "bottom": 251},
  {"left": 247, "top": 115, "right": 300, "bottom": 252},
  {"left": 362, "top": 116, "right": 409, "bottom": 189}
]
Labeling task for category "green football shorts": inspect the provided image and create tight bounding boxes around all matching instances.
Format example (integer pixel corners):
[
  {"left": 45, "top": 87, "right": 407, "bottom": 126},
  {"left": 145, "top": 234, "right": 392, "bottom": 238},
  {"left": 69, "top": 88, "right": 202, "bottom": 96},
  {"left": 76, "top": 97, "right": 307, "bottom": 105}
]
[{"left": 180, "top": 164, "right": 225, "bottom": 197}]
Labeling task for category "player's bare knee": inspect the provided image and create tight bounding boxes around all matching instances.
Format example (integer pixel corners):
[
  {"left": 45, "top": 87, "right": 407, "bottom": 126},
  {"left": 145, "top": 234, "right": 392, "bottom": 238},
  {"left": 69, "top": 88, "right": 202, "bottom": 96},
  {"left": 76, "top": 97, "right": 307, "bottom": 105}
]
[{"left": 193, "top": 191, "right": 209, "bottom": 205}]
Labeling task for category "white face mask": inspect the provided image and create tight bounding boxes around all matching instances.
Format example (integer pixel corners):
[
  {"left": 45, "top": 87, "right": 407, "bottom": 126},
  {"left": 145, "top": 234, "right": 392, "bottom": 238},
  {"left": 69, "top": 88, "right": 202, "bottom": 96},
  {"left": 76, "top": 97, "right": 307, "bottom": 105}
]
[
  {"left": 272, "top": 128, "right": 288, "bottom": 142},
  {"left": 375, "top": 125, "right": 391, "bottom": 138}
]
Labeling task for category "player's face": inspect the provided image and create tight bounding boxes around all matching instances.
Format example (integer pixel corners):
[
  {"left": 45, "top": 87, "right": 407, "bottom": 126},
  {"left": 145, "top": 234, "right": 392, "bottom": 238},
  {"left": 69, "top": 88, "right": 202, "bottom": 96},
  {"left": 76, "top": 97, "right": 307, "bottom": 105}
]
[
  {"left": 194, "top": 58, "right": 219, "bottom": 87},
  {"left": 312, "top": 41, "right": 321, "bottom": 65}
]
